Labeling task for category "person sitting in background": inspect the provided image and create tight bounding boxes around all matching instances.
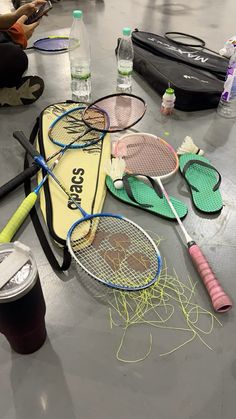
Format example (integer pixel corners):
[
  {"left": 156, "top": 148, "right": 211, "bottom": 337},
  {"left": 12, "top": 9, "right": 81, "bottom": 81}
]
[{"left": 0, "top": 0, "right": 46, "bottom": 107}]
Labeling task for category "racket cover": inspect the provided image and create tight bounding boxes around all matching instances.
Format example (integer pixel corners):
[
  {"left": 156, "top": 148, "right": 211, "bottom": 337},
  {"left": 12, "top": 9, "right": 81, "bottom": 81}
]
[{"left": 36, "top": 102, "right": 111, "bottom": 246}]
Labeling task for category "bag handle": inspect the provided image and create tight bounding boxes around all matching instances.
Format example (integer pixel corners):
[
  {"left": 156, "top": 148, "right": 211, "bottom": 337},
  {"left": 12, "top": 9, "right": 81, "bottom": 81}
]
[
  {"left": 24, "top": 119, "right": 71, "bottom": 272},
  {"left": 164, "top": 32, "right": 226, "bottom": 58}
]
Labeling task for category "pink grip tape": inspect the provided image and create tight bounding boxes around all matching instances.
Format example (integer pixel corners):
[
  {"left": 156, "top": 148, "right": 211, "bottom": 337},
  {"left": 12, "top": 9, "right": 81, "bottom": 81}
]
[{"left": 188, "top": 244, "right": 232, "bottom": 312}]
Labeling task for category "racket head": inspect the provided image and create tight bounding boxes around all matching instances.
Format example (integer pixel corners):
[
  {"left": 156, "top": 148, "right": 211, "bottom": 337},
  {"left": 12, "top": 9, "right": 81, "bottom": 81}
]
[
  {"left": 32, "top": 36, "right": 69, "bottom": 52},
  {"left": 165, "top": 32, "right": 205, "bottom": 48},
  {"left": 48, "top": 106, "right": 108, "bottom": 149},
  {"left": 113, "top": 132, "right": 179, "bottom": 182},
  {"left": 82, "top": 93, "right": 146, "bottom": 133},
  {"left": 67, "top": 213, "right": 162, "bottom": 291}
]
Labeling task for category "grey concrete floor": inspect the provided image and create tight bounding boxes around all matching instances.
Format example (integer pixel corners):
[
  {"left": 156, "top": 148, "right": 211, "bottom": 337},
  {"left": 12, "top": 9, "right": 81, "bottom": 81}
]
[{"left": 0, "top": 0, "right": 236, "bottom": 418}]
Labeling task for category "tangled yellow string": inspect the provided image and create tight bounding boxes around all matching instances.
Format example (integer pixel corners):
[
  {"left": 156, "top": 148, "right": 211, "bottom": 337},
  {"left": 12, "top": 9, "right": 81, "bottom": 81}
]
[{"left": 97, "top": 233, "right": 222, "bottom": 363}]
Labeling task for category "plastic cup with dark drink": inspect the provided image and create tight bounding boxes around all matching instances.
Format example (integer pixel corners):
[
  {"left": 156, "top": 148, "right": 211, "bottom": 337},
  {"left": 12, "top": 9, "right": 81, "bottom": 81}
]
[{"left": 0, "top": 242, "right": 47, "bottom": 354}]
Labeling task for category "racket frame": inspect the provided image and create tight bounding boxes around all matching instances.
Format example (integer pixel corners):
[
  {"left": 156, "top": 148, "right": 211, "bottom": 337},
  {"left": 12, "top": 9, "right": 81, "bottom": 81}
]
[
  {"left": 31, "top": 36, "right": 69, "bottom": 52},
  {"left": 67, "top": 212, "right": 162, "bottom": 291},
  {"left": 48, "top": 105, "right": 108, "bottom": 149},
  {"left": 114, "top": 132, "right": 179, "bottom": 183},
  {"left": 83, "top": 93, "right": 147, "bottom": 133}
]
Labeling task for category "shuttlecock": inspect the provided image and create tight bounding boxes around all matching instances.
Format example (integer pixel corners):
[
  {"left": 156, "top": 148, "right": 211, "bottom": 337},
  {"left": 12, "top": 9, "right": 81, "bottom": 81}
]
[
  {"left": 177, "top": 136, "right": 204, "bottom": 156},
  {"left": 104, "top": 157, "right": 126, "bottom": 189}
]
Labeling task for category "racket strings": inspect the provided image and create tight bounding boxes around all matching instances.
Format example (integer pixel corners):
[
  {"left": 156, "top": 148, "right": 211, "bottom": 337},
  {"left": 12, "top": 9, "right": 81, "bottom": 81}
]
[
  {"left": 49, "top": 107, "right": 106, "bottom": 147},
  {"left": 117, "top": 134, "right": 178, "bottom": 177},
  {"left": 33, "top": 37, "right": 69, "bottom": 51},
  {"left": 83, "top": 95, "right": 146, "bottom": 132},
  {"left": 69, "top": 216, "right": 160, "bottom": 289}
]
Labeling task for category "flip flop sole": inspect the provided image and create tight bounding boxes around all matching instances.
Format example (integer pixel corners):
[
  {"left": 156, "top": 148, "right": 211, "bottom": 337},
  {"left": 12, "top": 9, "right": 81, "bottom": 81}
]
[
  {"left": 106, "top": 176, "right": 188, "bottom": 221},
  {"left": 179, "top": 153, "right": 223, "bottom": 214}
]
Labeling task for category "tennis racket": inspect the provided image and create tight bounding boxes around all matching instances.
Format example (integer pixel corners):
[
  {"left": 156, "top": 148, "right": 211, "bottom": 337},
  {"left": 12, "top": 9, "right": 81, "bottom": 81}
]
[{"left": 114, "top": 132, "right": 232, "bottom": 312}]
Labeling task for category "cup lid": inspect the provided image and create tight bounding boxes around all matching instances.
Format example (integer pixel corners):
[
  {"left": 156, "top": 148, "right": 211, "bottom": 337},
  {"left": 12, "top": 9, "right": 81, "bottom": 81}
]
[{"left": 0, "top": 242, "right": 38, "bottom": 303}]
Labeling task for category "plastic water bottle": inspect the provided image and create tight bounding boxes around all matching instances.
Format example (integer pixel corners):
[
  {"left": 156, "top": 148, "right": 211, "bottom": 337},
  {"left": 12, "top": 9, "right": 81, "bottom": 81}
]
[
  {"left": 161, "top": 87, "right": 176, "bottom": 115},
  {"left": 69, "top": 10, "right": 91, "bottom": 102},
  {"left": 116, "top": 27, "right": 134, "bottom": 93},
  {"left": 217, "top": 36, "right": 236, "bottom": 118}
]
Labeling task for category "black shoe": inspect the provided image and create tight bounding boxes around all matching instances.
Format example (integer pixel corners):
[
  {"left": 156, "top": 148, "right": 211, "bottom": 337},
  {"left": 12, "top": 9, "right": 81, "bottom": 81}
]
[{"left": 0, "top": 76, "right": 44, "bottom": 107}]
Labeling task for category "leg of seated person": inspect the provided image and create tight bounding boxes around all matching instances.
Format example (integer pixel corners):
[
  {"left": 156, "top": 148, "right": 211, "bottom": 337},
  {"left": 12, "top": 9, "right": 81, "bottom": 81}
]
[{"left": 0, "top": 42, "right": 44, "bottom": 106}]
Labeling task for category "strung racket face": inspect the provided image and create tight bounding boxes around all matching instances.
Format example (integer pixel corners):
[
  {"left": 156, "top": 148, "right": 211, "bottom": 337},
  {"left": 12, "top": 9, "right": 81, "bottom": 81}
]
[
  {"left": 67, "top": 214, "right": 162, "bottom": 291},
  {"left": 114, "top": 133, "right": 179, "bottom": 181},
  {"left": 32, "top": 37, "right": 69, "bottom": 52},
  {"left": 83, "top": 94, "right": 146, "bottom": 133},
  {"left": 48, "top": 106, "right": 108, "bottom": 149}
]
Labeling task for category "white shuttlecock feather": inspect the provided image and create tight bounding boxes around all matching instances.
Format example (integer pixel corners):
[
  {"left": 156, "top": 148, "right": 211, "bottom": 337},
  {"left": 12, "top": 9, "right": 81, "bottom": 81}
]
[
  {"left": 104, "top": 157, "right": 126, "bottom": 189},
  {"left": 177, "top": 136, "right": 204, "bottom": 156}
]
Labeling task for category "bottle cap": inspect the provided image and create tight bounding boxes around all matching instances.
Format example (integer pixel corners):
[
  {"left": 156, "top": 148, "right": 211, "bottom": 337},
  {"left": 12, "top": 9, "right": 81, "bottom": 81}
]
[
  {"left": 0, "top": 242, "right": 38, "bottom": 303},
  {"left": 165, "top": 87, "right": 175, "bottom": 95},
  {"left": 73, "top": 10, "right": 83, "bottom": 19},
  {"left": 122, "top": 27, "right": 132, "bottom": 36}
]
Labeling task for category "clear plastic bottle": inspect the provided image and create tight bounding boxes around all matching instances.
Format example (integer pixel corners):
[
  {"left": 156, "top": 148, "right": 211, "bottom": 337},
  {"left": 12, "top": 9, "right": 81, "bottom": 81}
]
[
  {"left": 161, "top": 87, "right": 176, "bottom": 115},
  {"left": 69, "top": 10, "right": 91, "bottom": 102},
  {"left": 116, "top": 27, "right": 134, "bottom": 93},
  {"left": 217, "top": 37, "right": 236, "bottom": 118}
]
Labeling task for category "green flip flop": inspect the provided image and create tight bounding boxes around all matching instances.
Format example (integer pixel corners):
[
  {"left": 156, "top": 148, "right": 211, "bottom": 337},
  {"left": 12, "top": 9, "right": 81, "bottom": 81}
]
[
  {"left": 179, "top": 153, "right": 223, "bottom": 214},
  {"left": 106, "top": 175, "right": 188, "bottom": 221}
]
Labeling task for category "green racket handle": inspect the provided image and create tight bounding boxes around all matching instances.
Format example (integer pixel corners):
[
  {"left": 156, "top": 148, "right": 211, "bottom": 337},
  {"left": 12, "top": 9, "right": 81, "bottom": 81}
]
[{"left": 0, "top": 192, "right": 37, "bottom": 244}]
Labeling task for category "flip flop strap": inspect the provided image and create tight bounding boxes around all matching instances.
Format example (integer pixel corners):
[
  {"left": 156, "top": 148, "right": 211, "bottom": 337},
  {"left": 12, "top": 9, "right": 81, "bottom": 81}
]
[
  {"left": 182, "top": 159, "right": 221, "bottom": 192},
  {"left": 122, "top": 174, "right": 163, "bottom": 208}
]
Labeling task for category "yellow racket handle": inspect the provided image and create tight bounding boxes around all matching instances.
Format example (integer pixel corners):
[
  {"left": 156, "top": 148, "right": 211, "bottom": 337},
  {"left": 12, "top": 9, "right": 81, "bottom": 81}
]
[{"left": 0, "top": 192, "right": 37, "bottom": 244}]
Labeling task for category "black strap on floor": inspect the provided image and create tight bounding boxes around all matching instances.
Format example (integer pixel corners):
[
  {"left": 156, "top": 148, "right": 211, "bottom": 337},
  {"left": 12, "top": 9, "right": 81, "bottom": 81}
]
[{"left": 23, "top": 118, "right": 71, "bottom": 271}]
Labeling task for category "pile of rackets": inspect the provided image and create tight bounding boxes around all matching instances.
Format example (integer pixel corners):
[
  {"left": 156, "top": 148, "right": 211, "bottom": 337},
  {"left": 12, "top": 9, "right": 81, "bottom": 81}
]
[{"left": 0, "top": 93, "right": 232, "bottom": 312}]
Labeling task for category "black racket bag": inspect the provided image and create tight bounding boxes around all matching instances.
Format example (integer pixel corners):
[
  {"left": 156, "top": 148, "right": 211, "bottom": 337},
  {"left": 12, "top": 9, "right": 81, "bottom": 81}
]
[{"left": 131, "top": 30, "right": 228, "bottom": 111}]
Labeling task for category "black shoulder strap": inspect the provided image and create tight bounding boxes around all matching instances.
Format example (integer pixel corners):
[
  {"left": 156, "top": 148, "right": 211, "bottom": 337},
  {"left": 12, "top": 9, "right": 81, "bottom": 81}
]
[{"left": 23, "top": 118, "right": 71, "bottom": 271}]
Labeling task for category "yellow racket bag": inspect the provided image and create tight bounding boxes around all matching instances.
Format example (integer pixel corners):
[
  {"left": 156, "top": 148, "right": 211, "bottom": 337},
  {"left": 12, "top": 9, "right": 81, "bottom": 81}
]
[{"left": 24, "top": 101, "right": 111, "bottom": 271}]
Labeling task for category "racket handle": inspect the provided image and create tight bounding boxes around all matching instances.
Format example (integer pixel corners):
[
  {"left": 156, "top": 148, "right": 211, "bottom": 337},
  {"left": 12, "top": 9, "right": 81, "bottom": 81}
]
[
  {"left": 0, "top": 166, "right": 39, "bottom": 200},
  {"left": 13, "top": 131, "right": 49, "bottom": 172},
  {"left": 13, "top": 131, "right": 41, "bottom": 159},
  {"left": 188, "top": 243, "right": 232, "bottom": 313},
  {"left": 0, "top": 192, "right": 38, "bottom": 244}
]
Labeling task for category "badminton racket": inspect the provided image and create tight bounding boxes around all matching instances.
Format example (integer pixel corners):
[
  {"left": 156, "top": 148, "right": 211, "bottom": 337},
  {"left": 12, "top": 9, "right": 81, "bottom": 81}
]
[
  {"left": 14, "top": 93, "right": 146, "bottom": 177},
  {"left": 0, "top": 149, "right": 82, "bottom": 244},
  {"left": 114, "top": 132, "right": 232, "bottom": 312},
  {"left": 27, "top": 36, "right": 69, "bottom": 52},
  {"left": 0, "top": 94, "right": 146, "bottom": 199},
  {"left": 0, "top": 103, "right": 108, "bottom": 199},
  {"left": 1, "top": 94, "right": 146, "bottom": 245},
  {"left": 66, "top": 207, "right": 162, "bottom": 290},
  {"left": 164, "top": 32, "right": 227, "bottom": 58},
  {"left": 0, "top": 149, "right": 162, "bottom": 292}
]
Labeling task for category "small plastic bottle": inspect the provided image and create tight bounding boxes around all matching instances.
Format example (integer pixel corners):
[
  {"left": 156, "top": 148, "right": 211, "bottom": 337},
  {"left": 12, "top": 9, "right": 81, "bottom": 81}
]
[
  {"left": 161, "top": 87, "right": 176, "bottom": 115},
  {"left": 68, "top": 10, "right": 91, "bottom": 102},
  {"left": 116, "top": 27, "right": 134, "bottom": 93},
  {"left": 217, "top": 36, "right": 236, "bottom": 118}
]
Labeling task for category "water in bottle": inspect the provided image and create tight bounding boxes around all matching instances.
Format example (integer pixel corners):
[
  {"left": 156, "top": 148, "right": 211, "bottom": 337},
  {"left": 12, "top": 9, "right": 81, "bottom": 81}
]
[
  {"left": 117, "top": 27, "right": 134, "bottom": 93},
  {"left": 217, "top": 36, "right": 236, "bottom": 118},
  {"left": 69, "top": 10, "right": 91, "bottom": 102}
]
